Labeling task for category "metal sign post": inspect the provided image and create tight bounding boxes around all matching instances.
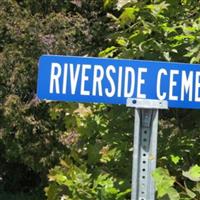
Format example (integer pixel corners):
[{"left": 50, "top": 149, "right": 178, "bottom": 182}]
[{"left": 127, "top": 98, "right": 168, "bottom": 200}]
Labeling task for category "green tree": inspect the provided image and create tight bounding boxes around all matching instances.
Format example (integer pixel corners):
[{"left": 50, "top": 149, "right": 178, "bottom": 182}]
[
  {"left": 1, "top": 0, "right": 200, "bottom": 199},
  {"left": 46, "top": 0, "right": 200, "bottom": 199},
  {"left": 0, "top": 0, "right": 111, "bottom": 196},
  {"left": 99, "top": 0, "right": 200, "bottom": 199}
]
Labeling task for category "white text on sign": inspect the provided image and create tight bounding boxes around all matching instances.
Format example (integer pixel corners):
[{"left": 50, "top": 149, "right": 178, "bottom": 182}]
[{"left": 49, "top": 63, "right": 200, "bottom": 102}]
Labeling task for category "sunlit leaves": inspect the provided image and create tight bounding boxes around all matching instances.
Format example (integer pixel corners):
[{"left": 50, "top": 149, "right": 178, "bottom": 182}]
[
  {"left": 0, "top": 0, "right": 114, "bottom": 195},
  {"left": 100, "top": 145, "right": 121, "bottom": 163},
  {"left": 103, "top": 0, "right": 116, "bottom": 8},
  {"left": 100, "top": 0, "right": 200, "bottom": 64},
  {"left": 46, "top": 159, "right": 131, "bottom": 200},
  {"left": 146, "top": 2, "right": 169, "bottom": 18},
  {"left": 2, "top": 0, "right": 200, "bottom": 199},
  {"left": 170, "top": 155, "right": 181, "bottom": 165},
  {"left": 119, "top": 7, "right": 139, "bottom": 26},
  {"left": 117, "top": 0, "right": 132, "bottom": 10},
  {"left": 99, "top": 46, "right": 117, "bottom": 57},
  {"left": 116, "top": 37, "right": 128, "bottom": 47},
  {"left": 183, "top": 165, "right": 200, "bottom": 182},
  {"left": 152, "top": 167, "right": 180, "bottom": 199},
  {"left": 46, "top": 102, "right": 133, "bottom": 199},
  {"left": 185, "top": 186, "right": 196, "bottom": 199}
]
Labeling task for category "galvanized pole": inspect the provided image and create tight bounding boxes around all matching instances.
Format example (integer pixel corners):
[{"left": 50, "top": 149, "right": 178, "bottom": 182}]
[{"left": 127, "top": 99, "right": 168, "bottom": 200}]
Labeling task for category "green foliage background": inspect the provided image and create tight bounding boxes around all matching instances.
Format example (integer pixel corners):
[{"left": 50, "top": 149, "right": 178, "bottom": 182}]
[{"left": 1, "top": 0, "right": 200, "bottom": 199}]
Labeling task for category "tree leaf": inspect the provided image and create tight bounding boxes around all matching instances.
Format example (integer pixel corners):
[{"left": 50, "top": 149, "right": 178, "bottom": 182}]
[
  {"left": 146, "top": 2, "right": 169, "bottom": 18},
  {"left": 99, "top": 46, "right": 117, "bottom": 57},
  {"left": 185, "top": 187, "right": 196, "bottom": 198},
  {"left": 170, "top": 155, "right": 181, "bottom": 165},
  {"left": 119, "top": 7, "right": 138, "bottom": 26},
  {"left": 104, "top": 0, "right": 115, "bottom": 8},
  {"left": 167, "top": 187, "right": 180, "bottom": 200},
  {"left": 183, "top": 165, "right": 200, "bottom": 181},
  {"left": 117, "top": 0, "right": 132, "bottom": 10},
  {"left": 116, "top": 37, "right": 128, "bottom": 46},
  {"left": 152, "top": 167, "right": 177, "bottom": 198}
]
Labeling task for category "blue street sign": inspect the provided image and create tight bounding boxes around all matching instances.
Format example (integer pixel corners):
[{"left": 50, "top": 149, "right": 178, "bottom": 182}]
[{"left": 37, "top": 55, "right": 200, "bottom": 109}]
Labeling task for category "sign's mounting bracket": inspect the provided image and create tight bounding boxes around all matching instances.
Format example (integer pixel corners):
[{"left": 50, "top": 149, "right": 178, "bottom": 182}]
[
  {"left": 126, "top": 98, "right": 168, "bottom": 109},
  {"left": 127, "top": 98, "right": 168, "bottom": 200}
]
